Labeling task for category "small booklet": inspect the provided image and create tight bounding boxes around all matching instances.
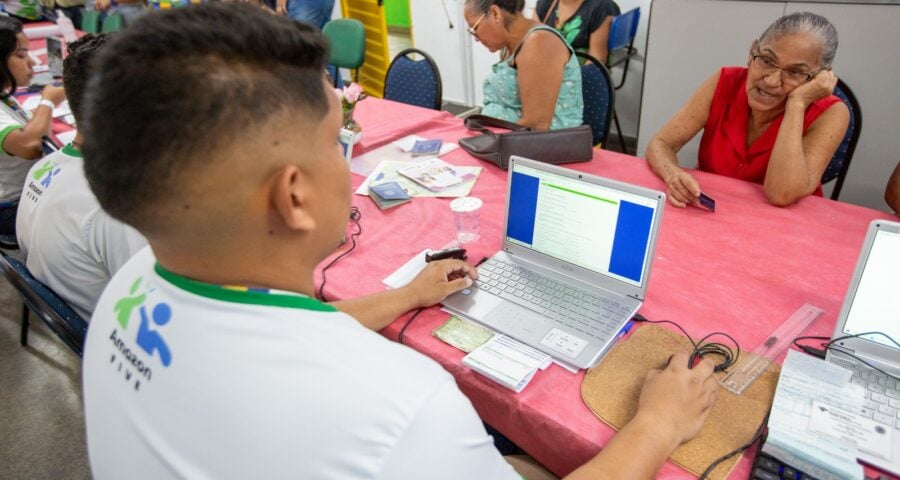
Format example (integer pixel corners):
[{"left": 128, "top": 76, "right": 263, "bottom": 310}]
[
  {"left": 398, "top": 158, "right": 476, "bottom": 192},
  {"left": 369, "top": 181, "right": 412, "bottom": 210},
  {"left": 462, "top": 335, "right": 552, "bottom": 393},
  {"left": 411, "top": 139, "right": 443, "bottom": 156},
  {"left": 433, "top": 316, "right": 495, "bottom": 353}
]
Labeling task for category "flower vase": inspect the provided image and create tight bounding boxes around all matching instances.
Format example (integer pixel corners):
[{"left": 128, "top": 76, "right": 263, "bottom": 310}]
[{"left": 342, "top": 107, "right": 362, "bottom": 135}]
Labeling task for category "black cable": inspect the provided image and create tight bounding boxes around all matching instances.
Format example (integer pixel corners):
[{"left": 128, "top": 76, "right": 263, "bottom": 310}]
[
  {"left": 398, "top": 307, "right": 424, "bottom": 345},
  {"left": 317, "top": 207, "right": 362, "bottom": 302},
  {"left": 699, "top": 412, "right": 770, "bottom": 480},
  {"left": 631, "top": 314, "right": 741, "bottom": 373},
  {"left": 792, "top": 335, "right": 830, "bottom": 359}
]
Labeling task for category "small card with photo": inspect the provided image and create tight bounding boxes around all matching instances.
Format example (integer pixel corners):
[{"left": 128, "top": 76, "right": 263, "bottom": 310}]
[{"left": 411, "top": 139, "right": 443, "bottom": 156}]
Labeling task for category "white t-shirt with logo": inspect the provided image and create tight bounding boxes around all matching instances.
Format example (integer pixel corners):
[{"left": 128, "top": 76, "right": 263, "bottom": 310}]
[
  {"left": 83, "top": 247, "right": 520, "bottom": 480},
  {"left": 0, "top": 98, "right": 37, "bottom": 202},
  {"left": 16, "top": 144, "right": 147, "bottom": 319}
]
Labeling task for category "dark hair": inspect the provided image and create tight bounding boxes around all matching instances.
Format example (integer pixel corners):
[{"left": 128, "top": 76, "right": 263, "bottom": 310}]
[
  {"left": 0, "top": 16, "right": 24, "bottom": 98},
  {"left": 466, "top": 0, "right": 525, "bottom": 14},
  {"left": 82, "top": 3, "right": 330, "bottom": 232},
  {"left": 63, "top": 33, "right": 109, "bottom": 124}
]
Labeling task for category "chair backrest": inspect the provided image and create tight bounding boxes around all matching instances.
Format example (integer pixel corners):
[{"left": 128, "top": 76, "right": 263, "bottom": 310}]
[
  {"left": 821, "top": 78, "right": 861, "bottom": 200},
  {"left": 383, "top": 48, "right": 443, "bottom": 111},
  {"left": 576, "top": 52, "right": 615, "bottom": 147},
  {"left": 608, "top": 7, "right": 640, "bottom": 53},
  {"left": 322, "top": 19, "right": 366, "bottom": 70},
  {"left": 81, "top": 9, "right": 100, "bottom": 33},
  {"left": 0, "top": 253, "right": 87, "bottom": 356},
  {"left": 101, "top": 12, "right": 124, "bottom": 33}
]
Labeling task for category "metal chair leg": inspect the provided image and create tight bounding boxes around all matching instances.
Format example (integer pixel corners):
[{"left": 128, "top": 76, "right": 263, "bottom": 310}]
[
  {"left": 19, "top": 303, "right": 29, "bottom": 346},
  {"left": 613, "top": 110, "right": 629, "bottom": 155}
]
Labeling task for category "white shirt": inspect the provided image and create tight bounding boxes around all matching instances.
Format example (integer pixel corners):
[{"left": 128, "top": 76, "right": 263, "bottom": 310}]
[
  {"left": 0, "top": 98, "right": 37, "bottom": 202},
  {"left": 16, "top": 144, "right": 147, "bottom": 319},
  {"left": 83, "top": 247, "right": 519, "bottom": 480}
]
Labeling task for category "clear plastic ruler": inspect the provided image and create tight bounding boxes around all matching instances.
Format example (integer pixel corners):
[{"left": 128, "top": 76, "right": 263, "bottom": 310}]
[{"left": 720, "top": 303, "right": 825, "bottom": 395}]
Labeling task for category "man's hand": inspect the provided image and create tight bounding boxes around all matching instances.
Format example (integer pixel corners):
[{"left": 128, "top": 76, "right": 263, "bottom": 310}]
[
  {"left": 665, "top": 168, "right": 701, "bottom": 208},
  {"left": 404, "top": 259, "right": 477, "bottom": 308},
  {"left": 634, "top": 352, "right": 719, "bottom": 447}
]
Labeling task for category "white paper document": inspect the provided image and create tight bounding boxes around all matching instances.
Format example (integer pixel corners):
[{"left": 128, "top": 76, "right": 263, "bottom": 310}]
[
  {"left": 21, "top": 97, "right": 72, "bottom": 118},
  {"left": 462, "top": 335, "right": 551, "bottom": 393},
  {"left": 763, "top": 350, "right": 865, "bottom": 480}
]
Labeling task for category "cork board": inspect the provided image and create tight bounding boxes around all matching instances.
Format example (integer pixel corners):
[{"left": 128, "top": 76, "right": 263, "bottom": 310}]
[{"left": 581, "top": 325, "right": 779, "bottom": 480}]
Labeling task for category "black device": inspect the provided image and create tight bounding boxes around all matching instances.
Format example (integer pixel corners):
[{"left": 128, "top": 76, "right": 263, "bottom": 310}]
[
  {"left": 751, "top": 433, "right": 821, "bottom": 480},
  {"left": 425, "top": 247, "right": 467, "bottom": 263}
]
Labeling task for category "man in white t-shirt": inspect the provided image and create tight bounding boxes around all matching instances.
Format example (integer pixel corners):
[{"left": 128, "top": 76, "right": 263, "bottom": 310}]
[
  {"left": 16, "top": 33, "right": 146, "bottom": 320},
  {"left": 81, "top": 5, "right": 718, "bottom": 479}
]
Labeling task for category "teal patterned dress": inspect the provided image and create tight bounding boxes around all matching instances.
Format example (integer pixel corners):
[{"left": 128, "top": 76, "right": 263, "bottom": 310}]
[{"left": 482, "top": 25, "right": 583, "bottom": 130}]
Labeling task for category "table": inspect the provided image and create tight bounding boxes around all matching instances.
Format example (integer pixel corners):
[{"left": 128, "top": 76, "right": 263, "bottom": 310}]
[
  {"left": 321, "top": 98, "right": 896, "bottom": 479},
  {"left": 22, "top": 25, "right": 78, "bottom": 144}
]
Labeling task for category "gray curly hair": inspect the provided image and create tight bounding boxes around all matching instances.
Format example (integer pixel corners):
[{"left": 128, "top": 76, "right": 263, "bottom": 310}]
[{"left": 759, "top": 12, "right": 838, "bottom": 66}]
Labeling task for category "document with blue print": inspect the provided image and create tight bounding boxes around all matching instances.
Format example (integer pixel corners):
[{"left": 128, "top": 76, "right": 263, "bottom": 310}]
[{"left": 764, "top": 350, "right": 865, "bottom": 480}]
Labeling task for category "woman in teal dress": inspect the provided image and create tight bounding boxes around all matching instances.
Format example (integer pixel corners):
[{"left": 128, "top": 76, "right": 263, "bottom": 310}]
[{"left": 465, "top": 0, "right": 582, "bottom": 131}]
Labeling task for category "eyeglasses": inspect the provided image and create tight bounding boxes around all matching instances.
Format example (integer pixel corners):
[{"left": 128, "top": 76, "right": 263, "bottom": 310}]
[
  {"left": 467, "top": 13, "right": 486, "bottom": 36},
  {"left": 751, "top": 44, "right": 826, "bottom": 86}
]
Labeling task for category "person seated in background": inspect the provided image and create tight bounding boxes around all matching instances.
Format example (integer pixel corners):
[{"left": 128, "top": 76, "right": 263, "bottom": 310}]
[
  {"left": 534, "top": 0, "right": 619, "bottom": 63},
  {"left": 15, "top": 33, "right": 146, "bottom": 320},
  {"left": 0, "top": 16, "right": 65, "bottom": 235},
  {"left": 465, "top": 0, "right": 583, "bottom": 131},
  {"left": 81, "top": 4, "right": 717, "bottom": 479},
  {"left": 646, "top": 12, "right": 848, "bottom": 208},
  {"left": 887, "top": 162, "right": 900, "bottom": 214},
  {"left": 93, "top": 0, "right": 146, "bottom": 27}
]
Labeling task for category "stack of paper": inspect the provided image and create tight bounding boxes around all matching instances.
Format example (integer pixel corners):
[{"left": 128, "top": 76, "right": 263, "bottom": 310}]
[
  {"left": 764, "top": 350, "right": 866, "bottom": 480},
  {"left": 463, "top": 335, "right": 552, "bottom": 393}
]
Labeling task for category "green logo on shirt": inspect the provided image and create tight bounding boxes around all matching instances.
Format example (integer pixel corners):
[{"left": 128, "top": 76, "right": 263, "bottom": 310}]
[{"left": 113, "top": 276, "right": 173, "bottom": 368}]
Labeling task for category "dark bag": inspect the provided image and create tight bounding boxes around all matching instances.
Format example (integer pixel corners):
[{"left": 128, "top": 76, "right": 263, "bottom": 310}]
[{"left": 458, "top": 115, "right": 593, "bottom": 170}]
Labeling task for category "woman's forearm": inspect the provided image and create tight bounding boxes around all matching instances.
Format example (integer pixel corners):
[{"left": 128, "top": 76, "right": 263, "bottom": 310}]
[{"left": 764, "top": 100, "right": 816, "bottom": 206}]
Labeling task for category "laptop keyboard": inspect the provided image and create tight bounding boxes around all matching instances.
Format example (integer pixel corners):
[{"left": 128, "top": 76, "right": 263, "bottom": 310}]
[
  {"left": 752, "top": 452, "right": 818, "bottom": 480},
  {"left": 830, "top": 356, "right": 900, "bottom": 431},
  {"left": 476, "top": 258, "right": 632, "bottom": 341}
]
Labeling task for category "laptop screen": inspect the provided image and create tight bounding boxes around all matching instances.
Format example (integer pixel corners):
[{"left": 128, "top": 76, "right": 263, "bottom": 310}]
[
  {"left": 505, "top": 163, "right": 659, "bottom": 288},
  {"left": 842, "top": 228, "right": 900, "bottom": 349}
]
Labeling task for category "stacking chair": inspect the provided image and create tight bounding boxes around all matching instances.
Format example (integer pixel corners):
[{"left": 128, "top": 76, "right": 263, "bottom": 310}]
[
  {"left": 81, "top": 9, "right": 101, "bottom": 33},
  {"left": 604, "top": 7, "right": 640, "bottom": 155},
  {"left": 575, "top": 52, "right": 615, "bottom": 148},
  {"left": 821, "top": 79, "right": 861, "bottom": 201},
  {"left": 606, "top": 7, "right": 641, "bottom": 90},
  {"left": 322, "top": 19, "right": 366, "bottom": 87},
  {"left": 101, "top": 12, "right": 124, "bottom": 33},
  {"left": 383, "top": 48, "right": 443, "bottom": 111},
  {"left": 0, "top": 252, "right": 88, "bottom": 357}
]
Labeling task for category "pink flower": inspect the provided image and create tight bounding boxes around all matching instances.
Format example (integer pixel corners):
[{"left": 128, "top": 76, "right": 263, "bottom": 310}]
[
  {"left": 333, "top": 88, "right": 343, "bottom": 100},
  {"left": 343, "top": 83, "right": 364, "bottom": 104}
]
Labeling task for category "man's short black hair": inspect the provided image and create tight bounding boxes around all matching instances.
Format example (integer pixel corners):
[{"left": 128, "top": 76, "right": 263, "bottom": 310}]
[
  {"left": 63, "top": 33, "right": 109, "bottom": 123},
  {"left": 82, "top": 3, "right": 330, "bottom": 232}
]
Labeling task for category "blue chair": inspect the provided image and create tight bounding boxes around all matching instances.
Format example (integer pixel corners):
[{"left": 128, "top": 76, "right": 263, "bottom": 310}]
[
  {"left": 383, "top": 48, "right": 443, "bottom": 111},
  {"left": 821, "top": 79, "right": 861, "bottom": 201},
  {"left": 605, "top": 7, "right": 640, "bottom": 154},
  {"left": 606, "top": 7, "right": 640, "bottom": 90},
  {"left": 575, "top": 51, "right": 615, "bottom": 148},
  {"left": 0, "top": 252, "right": 88, "bottom": 357}
]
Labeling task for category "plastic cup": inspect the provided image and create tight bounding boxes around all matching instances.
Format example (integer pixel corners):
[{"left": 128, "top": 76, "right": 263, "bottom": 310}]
[{"left": 450, "top": 197, "right": 483, "bottom": 244}]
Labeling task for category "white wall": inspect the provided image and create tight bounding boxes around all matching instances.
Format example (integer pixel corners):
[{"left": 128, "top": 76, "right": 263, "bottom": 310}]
[{"left": 637, "top": 0, "right": 900, "bottom": 212}]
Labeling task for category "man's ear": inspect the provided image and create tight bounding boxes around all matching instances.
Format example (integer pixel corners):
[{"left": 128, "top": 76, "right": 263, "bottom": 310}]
[{"left": 271, "top": 165, "right": 316, "bottom": 232}]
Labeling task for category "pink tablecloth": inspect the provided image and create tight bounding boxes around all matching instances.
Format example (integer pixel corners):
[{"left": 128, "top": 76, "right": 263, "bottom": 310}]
[{"left": 321, "top": 98, "right": 896, "bottom": 479}]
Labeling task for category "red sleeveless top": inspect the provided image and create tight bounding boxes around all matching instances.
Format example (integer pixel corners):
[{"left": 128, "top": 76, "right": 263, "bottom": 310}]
[{"left": 698, "top": 67, "right": 840, "bottom": 195}]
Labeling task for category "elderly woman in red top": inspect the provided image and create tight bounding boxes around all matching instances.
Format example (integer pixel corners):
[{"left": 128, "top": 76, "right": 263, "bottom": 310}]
[{"left": 646, "top": 12, "right": 848, "bottom": 207}]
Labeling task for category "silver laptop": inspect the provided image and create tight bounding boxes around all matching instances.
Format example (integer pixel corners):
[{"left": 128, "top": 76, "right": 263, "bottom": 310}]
[
  {"left": 825, "top": 219, "right": 900, "bottom": 475},
  {"left": 443, "top": 156, "right": 665, "bottom": 369}
]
